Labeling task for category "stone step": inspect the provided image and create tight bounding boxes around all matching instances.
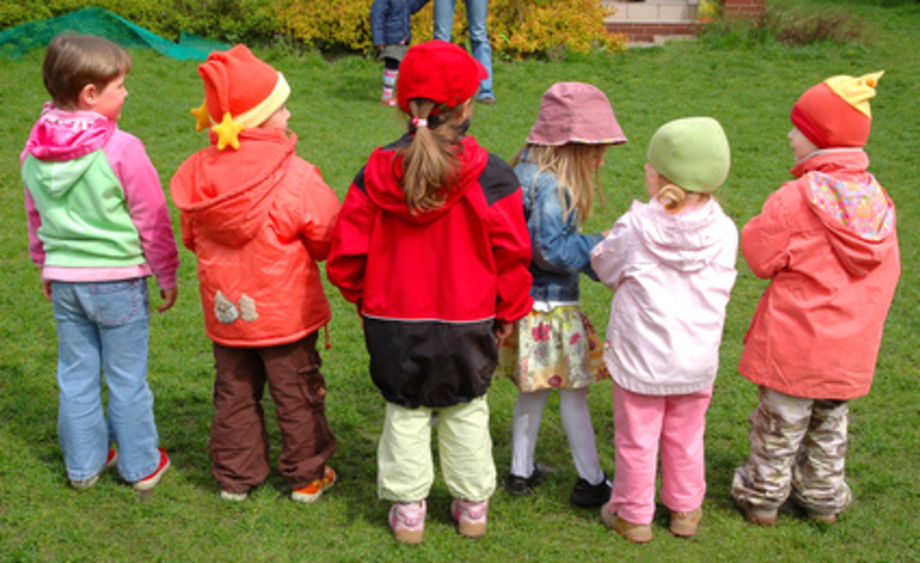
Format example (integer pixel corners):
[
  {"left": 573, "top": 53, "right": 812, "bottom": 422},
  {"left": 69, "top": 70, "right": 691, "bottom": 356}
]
[{"left": 603, "top": 0, "right": 699, "bottom": 24}]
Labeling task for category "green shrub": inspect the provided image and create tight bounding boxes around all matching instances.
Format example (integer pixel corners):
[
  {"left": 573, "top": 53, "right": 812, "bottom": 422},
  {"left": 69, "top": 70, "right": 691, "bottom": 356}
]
[
  {"left": 699, "top": 4, "right": 866, "bottom": 48},
  {"left": 2, "top": 0, "right": 624, "bottom": 57}
]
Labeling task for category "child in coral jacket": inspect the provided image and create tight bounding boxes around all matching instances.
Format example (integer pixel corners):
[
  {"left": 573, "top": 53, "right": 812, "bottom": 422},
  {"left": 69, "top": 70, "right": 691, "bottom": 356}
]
[
  {"left": 732, "top": 72, "right": 900, "bottom": 526},
  {"left": 22, "top": 34, "right": 178, "bottom": 492},
  {"left": 171, "top": 45, "right": 340, "bottom": 503},
  {"left": 327, "top": 40, "right": 533, "bottom": 544},
  {"left": 591, "top": 117, "right": 738, "bottom": 543}
]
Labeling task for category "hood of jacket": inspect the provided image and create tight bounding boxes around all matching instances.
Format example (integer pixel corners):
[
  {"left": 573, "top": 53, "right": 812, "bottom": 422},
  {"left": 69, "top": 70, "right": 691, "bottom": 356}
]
[
  {"left": 21, "top": 104, "right": 116, "bottom": 198},
  {"left": 170, "top": 127, "right": 297, "bottom": 248},
  {"left": 362, "top": 135, "right": 489, "bottom": 225},
  {"left": 628, "top": 198, "right": 733, "bottom": 273},
  {"left": 792, "top": 149, "right": 897, "bottom": 277}
]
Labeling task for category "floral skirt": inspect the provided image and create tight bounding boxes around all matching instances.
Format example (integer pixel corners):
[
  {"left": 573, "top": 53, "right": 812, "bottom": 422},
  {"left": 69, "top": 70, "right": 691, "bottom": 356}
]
[{"left": 497, "top": 305, "right": 609, "bottom": 392}]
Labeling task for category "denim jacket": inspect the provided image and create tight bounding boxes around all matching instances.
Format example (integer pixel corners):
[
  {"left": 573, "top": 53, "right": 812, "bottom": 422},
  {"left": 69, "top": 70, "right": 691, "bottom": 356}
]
[
  {"left": 370, "top": 0, "right": 430, "bottom": 46},
  {"left": 514, "top": 157, "right": 604, "bottom": 302}
]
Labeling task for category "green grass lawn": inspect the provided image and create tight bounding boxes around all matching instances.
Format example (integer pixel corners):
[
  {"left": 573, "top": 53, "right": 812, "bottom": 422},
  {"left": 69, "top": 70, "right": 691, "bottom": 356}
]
[{"left": 1, "top": 0, "right": 918, "bottom": 559}]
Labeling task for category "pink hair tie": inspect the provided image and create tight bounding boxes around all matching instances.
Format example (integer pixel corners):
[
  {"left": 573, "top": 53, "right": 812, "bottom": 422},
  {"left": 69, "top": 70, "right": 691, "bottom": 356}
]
[{"left": 411, "top": 117, "right": 428, "bottom": 128}]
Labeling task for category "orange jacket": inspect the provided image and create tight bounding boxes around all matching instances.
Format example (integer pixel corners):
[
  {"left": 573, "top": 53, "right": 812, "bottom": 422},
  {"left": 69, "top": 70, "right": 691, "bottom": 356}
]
[
  {"left": 738, "top": 150, "right": 899, "bottom": 400},
  {"left": 171, "top": 128, "right": 341, "bottom": 347}
]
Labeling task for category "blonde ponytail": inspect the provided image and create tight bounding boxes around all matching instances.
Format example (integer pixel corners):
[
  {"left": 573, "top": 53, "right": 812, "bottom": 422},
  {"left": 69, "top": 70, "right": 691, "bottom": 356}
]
[{"left": 657, "top": 180, "right": 710, "bottom": 213}]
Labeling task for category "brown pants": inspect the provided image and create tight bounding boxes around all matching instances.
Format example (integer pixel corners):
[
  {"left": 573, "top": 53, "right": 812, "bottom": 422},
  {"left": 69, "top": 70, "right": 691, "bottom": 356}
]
[{"left": 210, "top": 333, "right": 336, "bottom": 494}]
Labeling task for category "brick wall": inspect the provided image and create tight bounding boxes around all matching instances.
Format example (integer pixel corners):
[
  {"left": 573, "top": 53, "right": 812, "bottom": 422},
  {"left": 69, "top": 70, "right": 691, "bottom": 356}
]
[{"left": 723, "top": 0, "right": 766, "bottom": 17}]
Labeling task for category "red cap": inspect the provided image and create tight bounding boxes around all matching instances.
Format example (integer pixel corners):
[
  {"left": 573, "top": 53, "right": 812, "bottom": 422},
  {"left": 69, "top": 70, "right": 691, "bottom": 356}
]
[{"left": 396, "top": 40, "right": 488, "bottom": 113}]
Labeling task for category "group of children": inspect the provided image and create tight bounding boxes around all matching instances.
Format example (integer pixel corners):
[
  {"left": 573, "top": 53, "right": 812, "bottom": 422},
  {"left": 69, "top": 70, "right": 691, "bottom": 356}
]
[{"left": 21, "top": 34, "right": 899, "bottom": 545}]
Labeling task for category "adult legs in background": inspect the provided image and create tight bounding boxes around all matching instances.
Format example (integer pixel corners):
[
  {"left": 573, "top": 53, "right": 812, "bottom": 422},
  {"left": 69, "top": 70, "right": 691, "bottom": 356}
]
[{"left": 432, "top": 0, "right": 494, "bottom": 101}]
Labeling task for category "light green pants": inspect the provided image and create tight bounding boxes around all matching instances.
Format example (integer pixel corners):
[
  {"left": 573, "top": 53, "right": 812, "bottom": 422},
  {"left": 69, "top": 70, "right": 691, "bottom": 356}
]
[{"left": 378, "top": 396, "right": 496, "bottom": 502}]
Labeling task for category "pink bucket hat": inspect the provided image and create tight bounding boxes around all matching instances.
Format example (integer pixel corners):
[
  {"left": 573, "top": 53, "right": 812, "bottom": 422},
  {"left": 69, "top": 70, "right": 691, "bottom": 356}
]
[{"left": 527, "top": 82, "right": 627, "bottom": 146}]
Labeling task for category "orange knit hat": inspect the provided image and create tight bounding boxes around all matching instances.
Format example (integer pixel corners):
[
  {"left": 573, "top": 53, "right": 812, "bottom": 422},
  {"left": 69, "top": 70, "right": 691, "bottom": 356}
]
[
  {"left": 790, "top": 71, "right": 883, "bottom": 149},
  {"left": 190, "top": 44, "right": 290, "bottom": 150}
]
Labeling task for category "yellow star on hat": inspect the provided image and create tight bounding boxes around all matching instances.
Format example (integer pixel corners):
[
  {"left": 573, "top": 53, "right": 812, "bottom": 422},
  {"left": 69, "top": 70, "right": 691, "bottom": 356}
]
[
  {"left": 212, "top": 112, "right": 244, "bottom": 150},
  {"left": 190, "top": 101, "right": 211, "bottom": 132}
]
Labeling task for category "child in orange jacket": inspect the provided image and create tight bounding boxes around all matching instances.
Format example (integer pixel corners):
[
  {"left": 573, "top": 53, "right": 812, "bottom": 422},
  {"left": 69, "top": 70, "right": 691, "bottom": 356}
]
[
  {"left": 171, "top": 45, "right": 341, "bottom": 503},
  {"left": 732, "top": 72, "right": 900, "bottom": 526}
]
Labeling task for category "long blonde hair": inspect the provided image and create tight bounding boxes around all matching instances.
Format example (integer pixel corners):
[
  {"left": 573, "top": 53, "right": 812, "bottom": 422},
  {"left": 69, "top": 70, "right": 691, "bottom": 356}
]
[
  {"left": 398, "top": 98, "right": 472, "bottom": 213},
  {"left": 511, "top": 143, "right": 606, "bottom": 225}
]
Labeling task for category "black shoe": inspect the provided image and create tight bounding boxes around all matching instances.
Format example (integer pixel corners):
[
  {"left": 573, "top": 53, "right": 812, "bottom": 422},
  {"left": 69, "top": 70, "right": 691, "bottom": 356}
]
[
  {"left": 570, "top": 473, "right": 612, "bottom": 507},
  {"left": 505, "top": 464, "right": 548, "bottom": 496}
]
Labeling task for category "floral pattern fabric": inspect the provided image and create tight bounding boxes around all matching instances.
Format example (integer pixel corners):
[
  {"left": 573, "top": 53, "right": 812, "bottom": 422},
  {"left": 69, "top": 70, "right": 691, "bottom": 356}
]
[{"left": 498, "top": 305, "right": 608, "bottom": 392}]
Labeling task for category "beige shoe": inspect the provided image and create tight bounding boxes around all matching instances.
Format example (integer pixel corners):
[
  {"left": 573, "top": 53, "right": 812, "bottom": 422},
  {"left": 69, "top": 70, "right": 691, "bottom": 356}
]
[
  {"left": 600, "top": 505, "right": 652, "bottom": 544},
  {"left": 669, "top": 508, "right": 702, "bottom": 537},
  {"left": 736, "top": 499, "right": 778, "bottom": 526}
]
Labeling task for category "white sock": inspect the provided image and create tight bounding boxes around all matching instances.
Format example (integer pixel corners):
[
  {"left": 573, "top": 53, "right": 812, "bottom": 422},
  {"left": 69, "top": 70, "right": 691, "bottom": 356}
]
[
  {"left": 560, "top": 388, "right": 604, "bottom": 485},
  {"left": 509, "top": 389, "right": 550, "bottom": 477}
]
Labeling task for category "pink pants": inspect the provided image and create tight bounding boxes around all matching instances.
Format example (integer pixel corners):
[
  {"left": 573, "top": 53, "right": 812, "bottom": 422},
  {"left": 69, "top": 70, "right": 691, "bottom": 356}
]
[{"left": 607, "top": 383, "right": 712, "bottom": 524}]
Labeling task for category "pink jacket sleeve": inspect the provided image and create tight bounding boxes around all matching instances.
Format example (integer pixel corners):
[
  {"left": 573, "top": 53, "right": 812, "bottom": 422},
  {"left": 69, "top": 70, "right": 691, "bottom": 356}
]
[
  {"left": 24, "top": 188, "right": 45, "bottom": 267},
  {"left": 590, "top": 211, "right": 632, "bottom": 290},
  {"left": 104, "top": 131, "right": 180, "bottom": 289}
]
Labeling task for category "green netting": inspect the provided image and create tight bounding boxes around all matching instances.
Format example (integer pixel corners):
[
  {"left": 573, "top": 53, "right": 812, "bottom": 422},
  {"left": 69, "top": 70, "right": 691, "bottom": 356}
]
[{"left": 0, "top": 6, "right": 230, "bottom": 60}]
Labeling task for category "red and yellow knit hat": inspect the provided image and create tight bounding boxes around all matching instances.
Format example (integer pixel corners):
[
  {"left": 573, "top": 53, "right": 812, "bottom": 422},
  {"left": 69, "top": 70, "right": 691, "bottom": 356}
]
[
  {"left": 790, "top": 71, "right": 883, "bottom": 149},
  {"left": 189, "top": 44, "right": 290, "bottom": 150}
]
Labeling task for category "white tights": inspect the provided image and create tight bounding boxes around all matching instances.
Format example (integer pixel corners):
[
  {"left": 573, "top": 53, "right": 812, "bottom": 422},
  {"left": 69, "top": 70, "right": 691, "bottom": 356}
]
[{"left": 509, "top": 388, "right": 604, "bottom": 485}]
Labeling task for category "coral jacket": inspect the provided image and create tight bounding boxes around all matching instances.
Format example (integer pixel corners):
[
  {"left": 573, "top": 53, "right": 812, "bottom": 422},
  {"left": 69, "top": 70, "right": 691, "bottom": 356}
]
[
  {"left": 738, "top": 149, "right": 900, "bottom": 400},
  {"left": 171, "top": 128, "right": 341, "bottom": 348},
  {"left": 327, "top": 135, "right": 533, "bottom": 408}
]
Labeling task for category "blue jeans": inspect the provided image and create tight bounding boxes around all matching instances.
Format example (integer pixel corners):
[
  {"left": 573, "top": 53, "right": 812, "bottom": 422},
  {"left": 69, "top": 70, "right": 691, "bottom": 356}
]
[
  {"left": 432, "top": 0, "right": 494, "bottom": 99},
  {"left": 52, "top": 279, "right": 160, "bottom": 482}
]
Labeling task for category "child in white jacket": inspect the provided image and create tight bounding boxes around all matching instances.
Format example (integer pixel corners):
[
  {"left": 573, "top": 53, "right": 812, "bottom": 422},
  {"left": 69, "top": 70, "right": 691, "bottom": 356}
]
[{"left": 590, "top": 117, "right": 738, "bottom": 543}]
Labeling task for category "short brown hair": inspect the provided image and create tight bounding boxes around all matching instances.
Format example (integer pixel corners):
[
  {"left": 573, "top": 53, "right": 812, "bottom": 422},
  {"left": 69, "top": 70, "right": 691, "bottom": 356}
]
[{"left": 42, "top": 34, "right": 132, "bottom": 108}]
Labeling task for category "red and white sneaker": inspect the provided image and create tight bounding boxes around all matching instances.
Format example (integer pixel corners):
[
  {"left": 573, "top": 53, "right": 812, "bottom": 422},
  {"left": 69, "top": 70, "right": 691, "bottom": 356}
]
[
  {"left": 69, "top": 448, "right": 118, "bottom": 490},
  {"left": 291, "top": 466, "right": 336, "bottom": 503},
  {"left": 132, "top": 447, "right": 170, "bottom": 491}
]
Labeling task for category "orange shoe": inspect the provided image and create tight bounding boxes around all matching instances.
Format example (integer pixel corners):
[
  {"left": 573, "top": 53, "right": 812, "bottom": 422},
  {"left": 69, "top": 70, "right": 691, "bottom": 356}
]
[{"left": 291, "top": 466, "right": 336, "bottom": 503}]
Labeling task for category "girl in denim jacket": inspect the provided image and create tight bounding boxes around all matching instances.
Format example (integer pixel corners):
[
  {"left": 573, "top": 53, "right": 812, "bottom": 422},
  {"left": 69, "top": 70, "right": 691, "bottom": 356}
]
[{"left": 498, "top": 82, "right": 626, "bottom": 507}]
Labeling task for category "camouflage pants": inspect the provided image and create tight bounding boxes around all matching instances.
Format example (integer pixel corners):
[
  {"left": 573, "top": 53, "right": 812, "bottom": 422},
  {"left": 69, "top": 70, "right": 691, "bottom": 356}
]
[{"left": 732, "top": 386, "right": 852, "bottom": 517}]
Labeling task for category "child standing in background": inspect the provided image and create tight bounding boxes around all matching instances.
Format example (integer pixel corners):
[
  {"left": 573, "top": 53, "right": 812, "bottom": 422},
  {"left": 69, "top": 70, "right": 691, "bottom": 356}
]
[
  {"left": 499, "top": 82, "right": 625, "bottom": 507},
  {"left": 591, "top": 117, "right": 738, "bottom": 542},
  {"left": 370, "top": 0, "right": 430, "bottom": 106},
  {"left": 327, "top": 40, "right": 533, "bottom": 544},
  {"left": 732, "top": 72, "right": 899, "bottom": 526},
  {"left": 21, "top": 34, "right": 178, "bottom": 491},
  {"left": 171, "top": 45, "right": 340, "bottom": 503}
]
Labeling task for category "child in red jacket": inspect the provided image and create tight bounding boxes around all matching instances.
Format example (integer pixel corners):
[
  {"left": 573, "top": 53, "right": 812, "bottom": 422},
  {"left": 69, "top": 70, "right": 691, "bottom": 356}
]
[
  {"left": 171, "top": 45, "right": 340, "bottom": 503},
  {"left": 732, "top": 72, "right": 900, "bottom": 525},
  {"left": 327, "top": 40, "right": 533, "bottom": 543}
]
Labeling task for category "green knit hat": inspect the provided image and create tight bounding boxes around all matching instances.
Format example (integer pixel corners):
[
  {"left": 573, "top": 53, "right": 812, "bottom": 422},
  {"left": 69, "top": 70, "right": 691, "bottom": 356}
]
[{"left": 647, "top": 117, "right": 730, "bottom": 193}]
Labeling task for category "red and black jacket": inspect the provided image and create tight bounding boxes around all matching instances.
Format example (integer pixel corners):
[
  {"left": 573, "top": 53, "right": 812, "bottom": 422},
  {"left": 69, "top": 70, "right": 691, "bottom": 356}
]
[{"left": 327, "top": 134, "right": 533, "bottom": 408}]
